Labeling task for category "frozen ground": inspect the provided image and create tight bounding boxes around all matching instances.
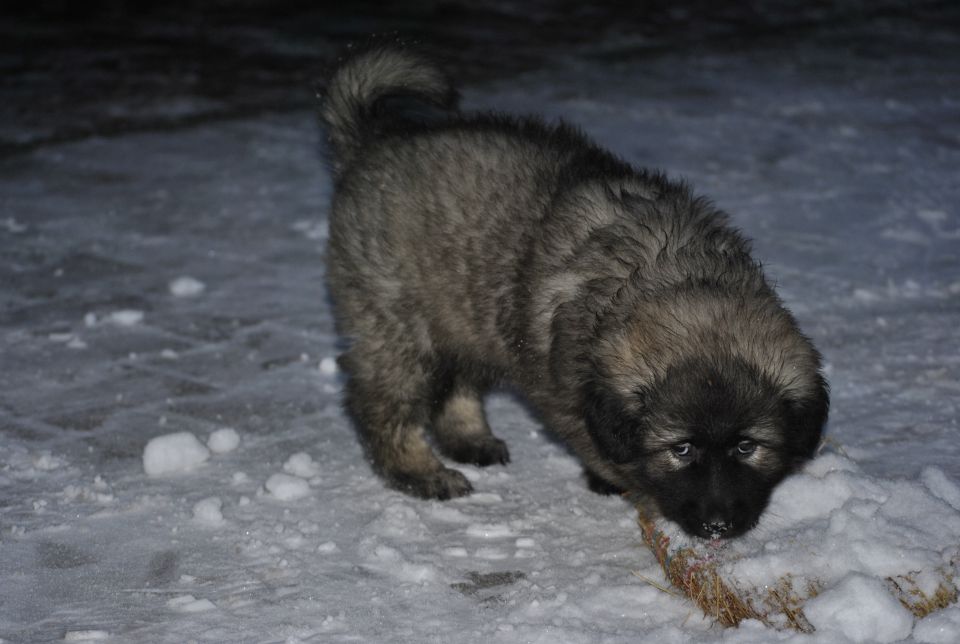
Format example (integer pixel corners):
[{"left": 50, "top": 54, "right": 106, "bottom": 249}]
[{"left": 2, "top": 3, "right": 959, "bottom": 643}]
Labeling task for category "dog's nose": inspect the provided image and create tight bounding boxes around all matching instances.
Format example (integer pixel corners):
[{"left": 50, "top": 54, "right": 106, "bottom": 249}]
[{"left": 702, "top": 520, "right": 730, "bottom": 537}]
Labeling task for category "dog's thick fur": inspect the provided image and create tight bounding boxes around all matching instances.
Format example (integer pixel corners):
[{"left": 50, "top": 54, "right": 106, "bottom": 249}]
[{"left": 321, "top": 45, "right": 829, "bottom": 539}]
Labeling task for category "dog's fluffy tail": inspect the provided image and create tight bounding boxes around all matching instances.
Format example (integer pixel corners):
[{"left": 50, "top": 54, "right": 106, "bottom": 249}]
[{"left": 321, "top": 44, "right": 458, "bottom": 177}]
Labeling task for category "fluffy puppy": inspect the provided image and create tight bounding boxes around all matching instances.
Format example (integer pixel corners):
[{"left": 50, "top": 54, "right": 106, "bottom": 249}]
[{"left": 321, "top": 44, "right": 828, "bottom": 539}]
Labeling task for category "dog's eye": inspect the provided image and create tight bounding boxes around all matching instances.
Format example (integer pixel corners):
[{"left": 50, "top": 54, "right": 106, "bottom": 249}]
[
  {"left": 736, "top": 440, "right": 757, "bottom": 456},
  {"left": 672, "top": 443, "right": 695, "bottom": 459}
]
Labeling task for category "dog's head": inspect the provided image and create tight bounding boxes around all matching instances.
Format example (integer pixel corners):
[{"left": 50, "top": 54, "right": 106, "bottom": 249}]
[{"left": 584, "top": 354, "right": 828, "bottom": 539}]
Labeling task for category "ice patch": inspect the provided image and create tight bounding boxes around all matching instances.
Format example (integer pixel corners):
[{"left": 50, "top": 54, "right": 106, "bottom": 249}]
[
  {"left": 474, "top": 547, "right": 509, "bottom": 560},
  {"left": 282, "top": 452, "right": 320, "bottom": 478},
  {"left": 265, "top": 473, "right": 311, "bottom": 501},
  {"left": 106, "top": 309, "right": 144, "bottom": 326},
  {"left": 804, "top": 573, "right": 913, "bottom": 642},
  {"left": 142, "top": 432, "right": 210, "bottom": 476},
  {"left": 466, "top": 523, "right": 516, "bottom": 539},
  {"left": 459, "top": 492, "right": 503, "bottom": 504},
  {"left": 426, "top": 505, "right": 470, "bottom": 523},
  {"left": 165, "top": 594, "right": 216, "bottom": 613},
  {"left": 63, "top": 631, "right": 110, "bottom": 641},
  {"left": 192, "top": 496, "right": 224, "bottom": 526},
  {"left": 207, "top": 428, "right": 240, "bottom": 454},
  {"left": 442, "top": 547, "right": 468, "bottom": 557},
  {"left": 169, "top": 276, "right": 206, "bottom": 297}
]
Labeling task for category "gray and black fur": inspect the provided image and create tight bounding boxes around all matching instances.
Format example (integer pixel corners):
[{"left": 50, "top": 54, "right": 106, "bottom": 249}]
[{"left": 321, "top": 44, "right": 829, "bottom": 539}]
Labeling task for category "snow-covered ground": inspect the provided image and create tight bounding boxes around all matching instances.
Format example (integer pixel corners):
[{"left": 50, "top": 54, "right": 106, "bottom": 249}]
[{"left": 2, "top": 5, "right": 959, "bottom": 643}]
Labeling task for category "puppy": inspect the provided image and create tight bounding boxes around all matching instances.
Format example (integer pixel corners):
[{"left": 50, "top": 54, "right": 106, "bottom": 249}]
[{"left": 321, "top": 44, "right": 828, "bottom": 539}]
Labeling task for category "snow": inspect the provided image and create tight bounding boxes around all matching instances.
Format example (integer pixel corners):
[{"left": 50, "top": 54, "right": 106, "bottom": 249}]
[
  {"left": 206, "top": 428, "right": 240, "bottom": 454},
  {"left": 105, "top": 309, "right": 145, "bottom": 326},
  {"left": 192, "top": 497, "right": 225, "bottom": 526},
  {"left": 165, "top": 595, "right": 216, "bottom": 613},
  {"left": 319, "top": 356, "right": 338, "bottom": 375},
  {"left": 168, "top": 276, "right": 206, "bottom": 297},
  {"left": 804, "top": 574, "right": 914, "bottom": 642},
  {"left": 2, "top": 4, "right": 959, "bottom": 643},
  {"left": 63, "top": 631, "right": 111, "bottom": 641},
  {"left": 650, "top": 453, "right": 960, "bottom": 614},
  {"left": 914, "top": 607, "right": 960, "bottom": 644},
  {"left": 142, "top": 432, "right": 211, "bottom": 476},
  {"left": 264, "top": 473, "right": 312, "bottom": 501},
  {"left": 282, "top": 451, "right": 320, "bottom": 478}
]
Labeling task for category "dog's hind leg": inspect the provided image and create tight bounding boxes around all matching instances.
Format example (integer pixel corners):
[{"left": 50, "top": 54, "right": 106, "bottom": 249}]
[
  {"left": 431, "top": 374, "right": 510, "bottom": 467},
  {"left": 341, "top": 341, "right": 473, "bottom": 500}
]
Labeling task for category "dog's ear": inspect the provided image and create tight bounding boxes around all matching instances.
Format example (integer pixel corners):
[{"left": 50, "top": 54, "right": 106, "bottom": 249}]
[
  {"left": 583, "top": 381, "right": 647, "bottom": 464},
  {"left": 782, "top": 374, "right": 830, "bottom": 466}
]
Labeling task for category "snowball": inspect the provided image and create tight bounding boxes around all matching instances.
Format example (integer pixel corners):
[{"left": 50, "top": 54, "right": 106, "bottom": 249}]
[
  {"left": 804, "top": 573, "right": 914, "bottom": 642},
  {"left": 106, "top": 309, "right": 144, "bottom": 326},
  {"left": 169, "top": 276, "right": 206, "bottom": 297},
  {"left": 319, "top": 356, "right": 338, "bottom": 375},
  {"left": 192, "top": 497, "right": 224, "bottom": 525},
  {"left": 143, "top": 432, "right": 210, "bottom": 476},
  {"left": 265, "top": 473, "right": 311, "bottom": 501},
  {"left": 283, "top": 452, "right": 319, "bottom": 478},
  {"left": 207, "top": 428, "right": 240, "bottom": 454},
  {"left": 165, "top": 594, "right": 216, "bottom": 612}
]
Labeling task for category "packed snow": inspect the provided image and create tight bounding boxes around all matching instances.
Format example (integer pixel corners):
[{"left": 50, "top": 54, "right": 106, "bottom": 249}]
[
  {"left": 650, "top": 452, "right": 960, "bottom": 633},
  {"left": 804, "top": 574, "right": 914, "bottom": 643},
  {"left": 1, "top": 5, "right": 958, "bottom": 643}
]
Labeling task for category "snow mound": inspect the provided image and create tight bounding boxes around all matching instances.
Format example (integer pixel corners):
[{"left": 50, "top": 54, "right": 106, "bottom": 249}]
[
  {"left": 143, "top": 432, "right": 210, "bottom": 476},
  {"left": 804, "top": 573, "right": 914, "bottom": 642},
  {"left": 645, "top": 454, "right": 960, "bottom": 632}
]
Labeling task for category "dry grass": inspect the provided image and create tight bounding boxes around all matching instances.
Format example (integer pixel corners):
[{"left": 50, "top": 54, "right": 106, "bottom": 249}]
[
  {"left": 637, "top": 509, "right": 957, "bottom": 632},
  {"left": 887, "top": 573, "right": 959, "bottom": 618}
]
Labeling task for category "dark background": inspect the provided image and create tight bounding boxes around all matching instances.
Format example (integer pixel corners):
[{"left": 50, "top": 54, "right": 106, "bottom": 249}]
[{"left": 4, "top": 1, "right": 957, "bottom": 156}]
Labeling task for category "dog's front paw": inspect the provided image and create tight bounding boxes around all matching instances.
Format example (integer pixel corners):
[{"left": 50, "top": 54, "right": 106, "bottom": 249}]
[{"left": 389, "top": 467, "right": 474, "bottom": 500}]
